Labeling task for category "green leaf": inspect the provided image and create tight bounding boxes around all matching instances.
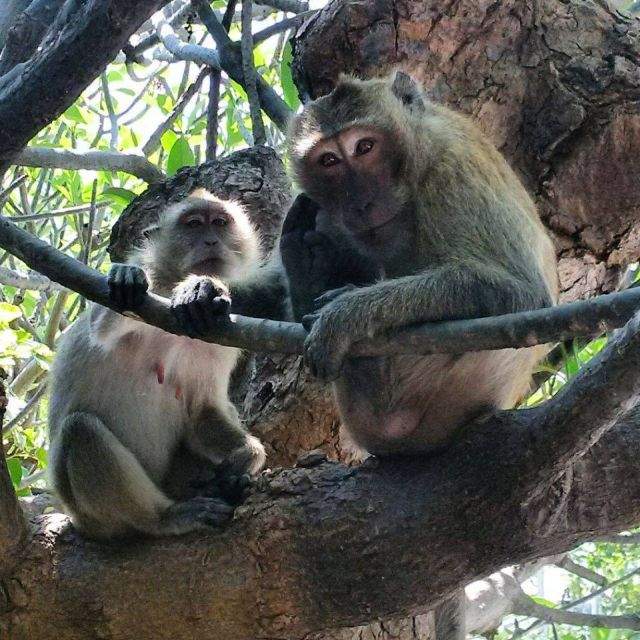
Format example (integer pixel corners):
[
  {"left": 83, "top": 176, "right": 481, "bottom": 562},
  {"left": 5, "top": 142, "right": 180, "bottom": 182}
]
[
  {"left": 530, "top": 595, "right": 557, "bottom": 608},
  {"left": 280, "top": 42, "right": 300, "bottom": 110},
  {"left": 6, "top": 458, "right": 24, "bottom": 488},
  {"left": 0, "top": 302, "right": 22, "bottom": 323},
  {"left": 63, "top": 104, "right": 87, "bottom": 124},
  {"left": 101, "top": 186, "right": 137, "bottom": 207},
  {"left": 160, "top": 129, "right": 178, "bottom": 153},
  {"left": 167, "top": 137, "right": 195, "bottom": 176}
]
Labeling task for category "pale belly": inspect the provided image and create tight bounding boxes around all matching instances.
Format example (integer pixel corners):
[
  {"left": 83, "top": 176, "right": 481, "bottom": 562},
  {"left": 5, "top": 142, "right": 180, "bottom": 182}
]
[{"left": 333, "top": 346, "right": 545, "bottom": 456}]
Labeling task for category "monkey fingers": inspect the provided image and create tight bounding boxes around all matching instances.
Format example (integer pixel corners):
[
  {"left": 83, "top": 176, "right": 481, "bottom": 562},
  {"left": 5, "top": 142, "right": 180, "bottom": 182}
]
[
  {"left": 281, "top": 192, "right": 320, "bottom": 235},
  {"left": 171, "top": 276, "right": 231, "bottom": 337},
  {"left": 303, "top": 325, "right": 351, "bottom": 381},
  {"left": 216, "top": 471, "right": 252, "bottom": 506},
  {"left": 107, "top": 263, "right": 149, "bottom": 310}
]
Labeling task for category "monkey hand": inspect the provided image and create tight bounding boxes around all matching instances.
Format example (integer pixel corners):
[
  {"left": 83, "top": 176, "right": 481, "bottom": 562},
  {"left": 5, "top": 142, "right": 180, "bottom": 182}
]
[
  {"left": 301, "top": 305, "right": 357, "bottom": 381},
  {"left": 108, "top": 263, "right": 149, "bottom": 309},
  {"left": 171, "top": 275, "right": 231, "bottom": 337}
]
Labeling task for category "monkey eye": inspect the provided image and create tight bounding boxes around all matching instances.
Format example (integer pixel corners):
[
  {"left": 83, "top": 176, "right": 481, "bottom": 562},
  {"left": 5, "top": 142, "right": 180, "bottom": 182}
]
[
  {"left": 185, "top": 217, "right": 203, "bottom": 228},
  {"left": 212, "top": 217, "right": 228, "bottom": 227},
  {"left": 355, "top": 139, "right": 374, "bottom": 156},
  {"left": 319, "top": 152, "right": 340, "bottom": 168}
]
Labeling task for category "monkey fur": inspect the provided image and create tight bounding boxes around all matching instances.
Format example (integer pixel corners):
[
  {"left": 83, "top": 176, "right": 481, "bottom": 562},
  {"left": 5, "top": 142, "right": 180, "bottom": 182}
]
[{"left": 48, "top": 190, "right": 266, "bottom": 540}]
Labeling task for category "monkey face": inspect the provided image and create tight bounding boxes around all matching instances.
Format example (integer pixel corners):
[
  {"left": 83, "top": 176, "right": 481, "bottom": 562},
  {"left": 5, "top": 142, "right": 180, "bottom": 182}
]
[
  {"left": 148, "top": 192, "right": 260, "bottom": 284},
  {"left": 297, "top": 126, "right": 405, "bottom": 243}
]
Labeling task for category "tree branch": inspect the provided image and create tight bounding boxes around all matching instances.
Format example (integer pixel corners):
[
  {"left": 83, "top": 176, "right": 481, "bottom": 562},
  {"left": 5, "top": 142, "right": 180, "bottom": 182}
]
[
  {"left": 513, "top": 592, "right": 640, "bottom": 630},
  {"left": 14, "top": 147, "right": 165, "bottom": 183},
  {"left": 0, "top": 265, "right": 67, "bottom": 292},
  {"left": 241, "top": 0, "right": 266, "bottom": 144},
  {"left": 191, "top": 0, "right": 292, "bottom": 130},
  {"left": 2, "top": 213, "right": 640, "bottom": 358},
  {"left": 0, "top": 0, "right": 169, "bottom": 172},
  {"left": 4, "top": 400, "right": 640, "bottom": 638},
  {"left": 556, "top": 556, "right": 607, "bottom": 586}
]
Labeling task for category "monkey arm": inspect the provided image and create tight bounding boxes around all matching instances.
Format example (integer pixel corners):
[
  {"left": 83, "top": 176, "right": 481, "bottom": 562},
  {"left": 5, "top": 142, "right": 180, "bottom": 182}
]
[
  {"left": 303, "top": 261, "right": 553, "bottom": 380},
  {"left": 227, "top": 257, "right": 291, "bottom": 321}
]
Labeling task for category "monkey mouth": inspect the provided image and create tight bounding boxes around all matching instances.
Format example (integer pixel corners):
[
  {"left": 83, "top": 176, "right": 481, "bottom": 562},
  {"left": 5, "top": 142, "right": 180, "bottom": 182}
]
[
  {"left": 353, "top": 212, "right": 398, "bottom": 239},
  {"left": 190, "top": 258, "right": 223, "bottom": 275}
]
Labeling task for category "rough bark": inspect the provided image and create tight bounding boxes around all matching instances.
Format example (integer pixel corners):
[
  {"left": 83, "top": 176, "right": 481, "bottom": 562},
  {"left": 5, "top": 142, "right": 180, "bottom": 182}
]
[
  {"left": 3, "top": 395, "right": 640, "bottom": 639},
  {"left": 291, "top": 0, "right": 640, "bottom": 302}
]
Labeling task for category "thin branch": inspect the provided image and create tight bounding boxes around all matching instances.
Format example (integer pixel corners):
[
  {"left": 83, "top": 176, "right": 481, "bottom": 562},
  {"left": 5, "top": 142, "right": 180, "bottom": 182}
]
[
  {"left": 593, "top": 533, "right": 640, "bottom": 544},
  {"left": 556, "top": 557, "right": 608, "bottom": 586},
  {"left": 0, "top": 265, "right": 68, "bottom": 292},
  {"left": 14, "top": 147, "right": 165, "bottom": 183},
  {"left": 3, "top": 214, "right": 640, "bottom": 359},
  {"left": 2, "top": 384, "right": 47, "bottom": 434},
  {"left": 254, "top": 0, "right": 309, "bottom": 12},
  {"left": 154, "top": 13, "right": 221, "bottom": 68},
  {"left": 512, "top": 567, "right": 640, "bottom": 639},
  {"left": 100, "top": 72, "right": 119, "bottom": 149},
  {"left": 241, "top": 0, "right": 266, "bottom": 144},
  {"left": 0, "top": 173, "right": 27, "bottom": 202},
  {"left": 253, "top": 10, "right": 316, "bottom": 43},
  {"left": 206, "top": 0, "right": 237, "bottom": 161},
  {"left": 142, "top": 66, "right": 209, "bottom": 156},
  {"left": 191, "top": 0, "right": 292, "bottom": 130},
  {"left": 7, "top": 203, "right": 108, "bottom": 222},
  {"left": 513, "top": 593, "right": 640, "bottom": 630}
]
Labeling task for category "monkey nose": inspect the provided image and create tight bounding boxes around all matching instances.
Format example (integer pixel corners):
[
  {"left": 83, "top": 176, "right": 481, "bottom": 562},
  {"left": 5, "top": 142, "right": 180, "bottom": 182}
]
[{"left": 204, "top": 239, "right": 218, "bottom": 246}]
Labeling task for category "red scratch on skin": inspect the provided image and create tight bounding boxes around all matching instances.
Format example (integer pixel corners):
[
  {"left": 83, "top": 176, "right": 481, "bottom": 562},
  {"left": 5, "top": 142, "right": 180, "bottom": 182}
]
[
  {"left": 175, "top": 386, "right": 182, "bottom": 400},
  {"left": 153, "top": 362, "right": 165, "bottom": 384}
]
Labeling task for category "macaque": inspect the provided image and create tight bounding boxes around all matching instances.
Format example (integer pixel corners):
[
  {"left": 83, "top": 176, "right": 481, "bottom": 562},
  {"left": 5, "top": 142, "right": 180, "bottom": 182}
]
[{"left": 48, "top": 190, "right": 266, "bottom": 539}]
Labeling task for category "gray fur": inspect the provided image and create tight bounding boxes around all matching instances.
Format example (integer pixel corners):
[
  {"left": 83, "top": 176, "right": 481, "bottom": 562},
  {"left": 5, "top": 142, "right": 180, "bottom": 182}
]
[{"left": 48, "top": 192, "right": 266, "bottom": 540}]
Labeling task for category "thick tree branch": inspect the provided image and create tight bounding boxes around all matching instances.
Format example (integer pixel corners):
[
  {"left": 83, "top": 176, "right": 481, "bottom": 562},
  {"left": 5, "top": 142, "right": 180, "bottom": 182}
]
[
  {"left": 4, "top": 399, "right": 640, "bottom": 638},
  {"left": 14, "top": 147, "right": 165, "bottom": 183},
  {"left": 0, "top": 0, "right": 169, "bottom": 172},
  {"left": 556, "top": 557, "right": 607, "bottom": 586},
  {"left": 3, "top": 213, "right": 640, "bottom": 358}
]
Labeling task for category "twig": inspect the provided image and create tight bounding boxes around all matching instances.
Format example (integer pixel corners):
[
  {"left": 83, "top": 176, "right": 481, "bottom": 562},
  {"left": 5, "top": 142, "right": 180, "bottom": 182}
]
[
  {"left": 100, "top": 72, "right": 118, "bottom": 149},
  {"left": 0, "top": 266, "right": 67, "bottom": 292},
  {"left": 254, "top": 0, "right": 308, "bottom": 12},
  {"left": 253, "top": 10, "right": 316, "bottom": 43},
  {"left": 14, "top": 147, "right": 165, "bottom": 183},
  {"left": 513, "top": 593, "right": 640, "bottom": 630},
  {"left": 192, "top": 0, "right": 292, "bottom": 130},
  {"left": 0, "top": 173, "right": 27, "bottom": 203},
  {"left": 3, "top": 215, "right": 640, "bottom": 359},
  {"left": 83, "top": 180, "right": 98, "bottom": 265},
  {"left": 142, "top": 67, "right": 209, "bottom": 156},
  {"left": 241, "top": 0, "right": 266, "bottom": 145},
  {"left": 556, "top": 557, "right": 607, "bottom": 586},
  {"left": 592, "top": 533, "right": 640, "bottom": 544},
  {"left": 7, "top": 203, "right": 108, "bottom": 222},
  {"left": 2, "top": 384, "right": 47, "bottom": 434},
  {"left": 154, "top": 13, "right": 221, "bottom": 68},
  {"left": 205, "top": 0, "right": 237, "bottom": 162},
  {"left": 512, "top": 567, "right": 640, "bottom": 638}
]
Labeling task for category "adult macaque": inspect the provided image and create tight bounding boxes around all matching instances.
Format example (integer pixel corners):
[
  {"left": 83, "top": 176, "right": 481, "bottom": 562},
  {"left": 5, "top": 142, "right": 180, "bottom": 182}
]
[
  {"left": 49, "top": 190, "right": 266, "bottom": 539},
  {"left": 282, "top": 71, "right": 558, "bottom": 457}
]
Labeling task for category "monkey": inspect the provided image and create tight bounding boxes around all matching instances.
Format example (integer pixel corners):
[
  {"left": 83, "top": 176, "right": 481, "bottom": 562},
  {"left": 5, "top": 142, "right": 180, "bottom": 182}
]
[
  {"left": 172, "top": 71, "right": 558, "bottom": 459},
  {"left": 48, "top": 189, "right": 267, "bottom": 540}
]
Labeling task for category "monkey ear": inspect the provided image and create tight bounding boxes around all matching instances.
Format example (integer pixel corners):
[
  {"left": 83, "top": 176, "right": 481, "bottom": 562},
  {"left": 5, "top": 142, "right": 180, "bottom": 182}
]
[{"left": 391, "top": 71, "right": 425, "bottom": 112}]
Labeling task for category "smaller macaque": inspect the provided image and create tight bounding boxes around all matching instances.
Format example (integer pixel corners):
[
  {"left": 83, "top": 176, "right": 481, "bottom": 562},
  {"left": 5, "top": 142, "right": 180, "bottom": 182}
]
[{"left": 48, "top": 189, "right": 266, "bottom": 540}]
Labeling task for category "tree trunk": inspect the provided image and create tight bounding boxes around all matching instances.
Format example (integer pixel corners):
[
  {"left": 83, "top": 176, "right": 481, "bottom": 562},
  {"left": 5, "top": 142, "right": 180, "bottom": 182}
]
[{"left": 291, "top": 0, "right": 640, "bottom": 302}]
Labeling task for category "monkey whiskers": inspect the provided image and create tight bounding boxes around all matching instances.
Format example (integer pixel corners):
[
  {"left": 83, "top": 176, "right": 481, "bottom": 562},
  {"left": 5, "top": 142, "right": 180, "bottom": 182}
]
[{"left": 0, "top": 213, "right": 639, "bottom": 356}]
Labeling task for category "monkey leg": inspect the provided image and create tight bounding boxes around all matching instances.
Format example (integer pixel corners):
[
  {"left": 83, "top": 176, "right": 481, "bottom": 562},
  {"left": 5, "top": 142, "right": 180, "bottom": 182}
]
[
  {"left": 186, "top": 404, "right": 266, "bottom": 477},
  {"left": 51, "top": 412, "right": 232, "bottom": 539}
]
